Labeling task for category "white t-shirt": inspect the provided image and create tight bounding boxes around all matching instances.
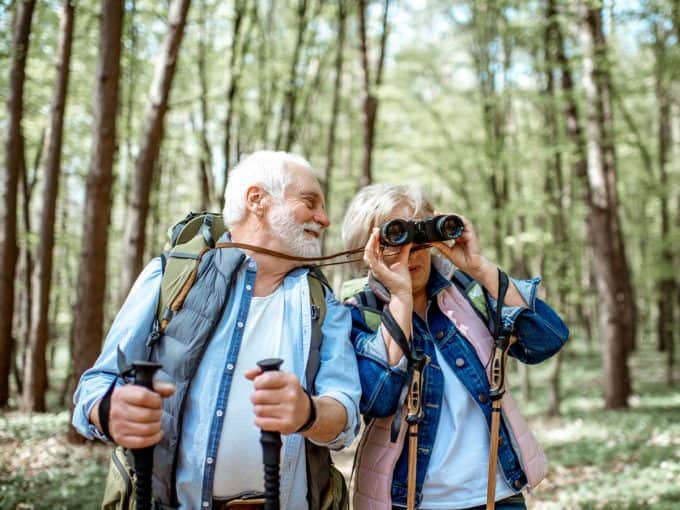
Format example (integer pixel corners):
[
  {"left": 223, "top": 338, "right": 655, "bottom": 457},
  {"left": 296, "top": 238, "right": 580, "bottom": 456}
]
[
  {"left": 212, "top": 286, "right": 306, "bottom": 508},
  {"left": 419, "top": 345, "right": 514, "bottom": 509}
]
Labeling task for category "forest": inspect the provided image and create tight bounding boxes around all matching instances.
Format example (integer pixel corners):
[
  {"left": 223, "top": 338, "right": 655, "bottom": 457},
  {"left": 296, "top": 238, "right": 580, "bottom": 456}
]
[{"left": 1, "top": 0, "right": 678, "bottom": 508}]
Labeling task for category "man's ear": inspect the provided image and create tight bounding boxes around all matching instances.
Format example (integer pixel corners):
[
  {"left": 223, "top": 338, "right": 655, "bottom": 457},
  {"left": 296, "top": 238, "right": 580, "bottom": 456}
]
[{"left": 245, "top": 185, "right": 267, "bottom": 216}]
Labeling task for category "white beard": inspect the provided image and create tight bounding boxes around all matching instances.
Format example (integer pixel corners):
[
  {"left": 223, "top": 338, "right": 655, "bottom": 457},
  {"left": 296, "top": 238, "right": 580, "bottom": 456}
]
[{"left": 268, "top": 205, "right": 322, "bottom": 258}]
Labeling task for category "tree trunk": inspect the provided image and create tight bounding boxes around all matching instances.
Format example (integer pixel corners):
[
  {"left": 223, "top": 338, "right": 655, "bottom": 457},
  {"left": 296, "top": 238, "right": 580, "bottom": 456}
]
[
  {"left": 652, "top": 20, "right": 675, "bottom": 384},
  {"left": 470, "top": 0, "right": 509, "bottom": 265},
  {"left": 321, "top": 0, "right": 347, "bottom": 255},
  {"left": 580, "top": 3, "right": 635, "bottom": 408},
  {"left": 221, "top": 0, "right": 247, "bottom": 206},
  {"left": 69, "top": 0, "right": 124, "bottom": 443},
  {"left": 195, "top": 0, "right": 215, "bottom": 211},
  {"left": 0, "top": 0, "right": 36, "bottom": 407},
  {"left": 357, "top": 0, "right": 390, "bottom": 188},
  {"left": 275, "top": 0, "right": 309, "bottom": 152},
  {"left": 120, "top": 0, "right": 191, "bottom": 298},
  {"left": 544, "top": 0, "right": 570, "bottom": 417},
  {"left": 23, "top": 0, "right": 75, "bottom": 412}
]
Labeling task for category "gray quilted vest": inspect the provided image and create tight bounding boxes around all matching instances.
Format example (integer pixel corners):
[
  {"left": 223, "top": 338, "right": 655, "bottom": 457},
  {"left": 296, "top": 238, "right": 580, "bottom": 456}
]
[{"left": 143, "top": 246, "right": 331, "bottom": 509}]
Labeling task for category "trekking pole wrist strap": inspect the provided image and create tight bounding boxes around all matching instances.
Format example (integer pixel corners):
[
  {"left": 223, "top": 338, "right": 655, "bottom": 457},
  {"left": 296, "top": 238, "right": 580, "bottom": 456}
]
[
  {"left": 296, "top": 387, "right": 317, "bottom": 433},
  {"left": 381, "top": 306, "right": 412, "bottom": 361},
  {"left": 98, "top": 379, "right": 117, "bottom": 441}
]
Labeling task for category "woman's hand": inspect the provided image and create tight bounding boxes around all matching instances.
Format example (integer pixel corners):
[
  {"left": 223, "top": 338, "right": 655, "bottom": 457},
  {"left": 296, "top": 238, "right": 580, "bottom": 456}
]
[
  {"left": 363, "top": 228, "right": 413, "bottom": 300},
  {"left": 364, "top": 228, "right": 414, "bottom": 365},
  {"left": 431, "top": 214, "right": 491, "bottom": 277}
]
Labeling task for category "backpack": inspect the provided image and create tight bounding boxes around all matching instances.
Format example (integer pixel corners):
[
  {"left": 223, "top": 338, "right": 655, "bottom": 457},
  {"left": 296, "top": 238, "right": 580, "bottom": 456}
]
[{"left": 102, "top": 212, "right": 348, "bottom": 510}]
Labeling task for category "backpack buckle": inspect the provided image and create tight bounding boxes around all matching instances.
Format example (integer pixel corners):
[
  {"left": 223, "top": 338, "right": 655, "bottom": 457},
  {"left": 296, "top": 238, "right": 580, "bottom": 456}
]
[
  {"left": 146, "top": 330, "right": 161, "bottom": 348},
  {"left": 310, "top": 304, "right": 320, "bottom": 321}
]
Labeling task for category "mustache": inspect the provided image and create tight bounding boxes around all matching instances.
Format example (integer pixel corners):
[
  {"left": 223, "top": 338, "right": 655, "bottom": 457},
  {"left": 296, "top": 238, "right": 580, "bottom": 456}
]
[{"left": 301, "top": 222, "right": 322, "bottom": 234}]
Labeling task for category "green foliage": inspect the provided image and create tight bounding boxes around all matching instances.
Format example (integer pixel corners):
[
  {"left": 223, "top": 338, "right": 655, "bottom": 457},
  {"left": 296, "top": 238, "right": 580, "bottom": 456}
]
[{"left": 0, "top": 412, "right": 109, "bottom": 510}]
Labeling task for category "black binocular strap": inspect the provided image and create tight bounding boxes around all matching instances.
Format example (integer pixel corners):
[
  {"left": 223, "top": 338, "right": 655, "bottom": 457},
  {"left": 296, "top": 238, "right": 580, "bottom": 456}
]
[{"left": 493, "top": 270, "right": 510, "bottom": 342}]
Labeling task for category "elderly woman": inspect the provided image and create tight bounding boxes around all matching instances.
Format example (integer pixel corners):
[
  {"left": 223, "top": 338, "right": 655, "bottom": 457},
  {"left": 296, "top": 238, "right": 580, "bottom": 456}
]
[{"left": 341, "top": 184, "right": 568, "bottom": 510}]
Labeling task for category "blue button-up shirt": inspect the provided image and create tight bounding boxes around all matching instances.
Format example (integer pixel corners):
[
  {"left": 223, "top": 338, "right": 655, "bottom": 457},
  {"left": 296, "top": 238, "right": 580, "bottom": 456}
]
[{"left": 73, "top": 255, "right": 361, "bottom": 509}]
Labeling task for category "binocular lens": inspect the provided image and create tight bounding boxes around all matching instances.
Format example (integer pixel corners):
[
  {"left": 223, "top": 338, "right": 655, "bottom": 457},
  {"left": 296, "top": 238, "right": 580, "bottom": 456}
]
[
  {"left": 437, "top": 215, "right": 464, "bottom": 240},
  {"left": 379, "top": 214, "right": 464, "bottom": 247},
  {"left": 381, "top": 219, "right": 410, "bottom": 247}
]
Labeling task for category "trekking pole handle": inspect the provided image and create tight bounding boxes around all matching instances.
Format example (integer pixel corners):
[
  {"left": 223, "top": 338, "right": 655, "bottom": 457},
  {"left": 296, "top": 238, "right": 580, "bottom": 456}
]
[
  {"left": 130, "top": 361, "right": 162, "bottom": 510},
  {"left": 131, "top": 361, "right": 162, "bottom": 390},
  {"left": 257, "top": 358, "right": 283, "bottom": 510}
]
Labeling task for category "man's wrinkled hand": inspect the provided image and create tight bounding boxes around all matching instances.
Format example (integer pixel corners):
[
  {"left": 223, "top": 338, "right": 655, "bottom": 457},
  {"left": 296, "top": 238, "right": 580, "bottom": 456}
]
[
  {"left": 246, "top": 368, "right": 312, "bottom": 435},
  {"left": 107, "top": 381, "right": 175, "bottom": 449}
]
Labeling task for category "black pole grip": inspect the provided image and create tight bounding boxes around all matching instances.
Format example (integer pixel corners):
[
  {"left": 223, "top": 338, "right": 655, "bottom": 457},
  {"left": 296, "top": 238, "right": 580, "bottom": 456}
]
[
  {"left": 131, "top": 361, "right": 161, "bottom": 510},
  {"left": 257, "top": 358, "right": 283, "bottom": 510}
]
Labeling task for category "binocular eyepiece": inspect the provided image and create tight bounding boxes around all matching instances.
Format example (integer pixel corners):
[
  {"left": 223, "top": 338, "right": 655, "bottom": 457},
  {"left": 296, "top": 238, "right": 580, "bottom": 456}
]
[{"left": 379, "top": 214, "right": 464, "bottom": 247}]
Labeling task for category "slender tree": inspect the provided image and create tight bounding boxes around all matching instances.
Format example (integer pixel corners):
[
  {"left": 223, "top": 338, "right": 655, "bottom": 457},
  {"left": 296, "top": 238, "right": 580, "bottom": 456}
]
[
  {"left": 321, "top": 0, "right": 347, "bottom": 255},
  {"left": 579, "top": 1, "right": 636, "bottom": 408},
  {"left": 221, "top": 0, "right": 247, "bottom": 204},
  {"left": 195, "top": 0, "right": 215, "bottom": 211},
  {"left": 120, "top": 0, "right": 192, "bottom": 298},
  {"left": 69, "top": 0, "right": 125, "bottom": 442},
  {"left": 0, "top": 0, "right": 37, "bottom": 407},
  {"left": 469, "top": 0, "right": 510, "bottom": 266},
  {"left": 357, "top": 0, "right": 390, "bottom": 187},
  {"left": 651, "top": 16, "right": 675, "bottom": 385},
  {"left": 544, "top": 0, "right": 571, "bottom": 416},
  {"left": 23, "top": 0, "right": 75, "bottom": 412},
  {"left": 275, "top": 0, "right": 310, "bottom": 151}
]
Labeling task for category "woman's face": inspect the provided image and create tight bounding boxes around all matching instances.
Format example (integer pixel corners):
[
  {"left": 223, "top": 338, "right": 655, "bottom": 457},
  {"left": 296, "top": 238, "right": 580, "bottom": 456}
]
[{"left": 380, "top": 204, "right": 432, "bottom": 298}]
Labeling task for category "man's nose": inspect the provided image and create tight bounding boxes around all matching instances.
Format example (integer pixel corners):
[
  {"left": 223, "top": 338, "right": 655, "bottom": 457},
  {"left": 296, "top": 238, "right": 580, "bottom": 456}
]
[{"left": 315, "top": 209, "right": 330, "bottom": 228}]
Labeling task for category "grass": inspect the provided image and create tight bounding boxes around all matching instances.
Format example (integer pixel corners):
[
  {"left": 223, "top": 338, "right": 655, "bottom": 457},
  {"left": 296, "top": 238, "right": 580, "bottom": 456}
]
[{"left": 1, "top": 335, "right": 679, "bottom": 509}]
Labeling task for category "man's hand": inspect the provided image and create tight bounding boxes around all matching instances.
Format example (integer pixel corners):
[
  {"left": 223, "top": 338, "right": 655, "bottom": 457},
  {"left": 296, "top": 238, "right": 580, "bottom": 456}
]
[
  {"left": 245, "top": 368, "right": 312, "bottom": 435},
  {"left": 90, "top": 381, "right": 175, "bottom": 449}
]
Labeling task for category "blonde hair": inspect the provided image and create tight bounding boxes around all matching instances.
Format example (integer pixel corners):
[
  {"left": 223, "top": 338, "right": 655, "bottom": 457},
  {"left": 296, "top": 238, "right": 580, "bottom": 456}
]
[{"left": 341, "top": 184, "right": 435, "bottom": 274}]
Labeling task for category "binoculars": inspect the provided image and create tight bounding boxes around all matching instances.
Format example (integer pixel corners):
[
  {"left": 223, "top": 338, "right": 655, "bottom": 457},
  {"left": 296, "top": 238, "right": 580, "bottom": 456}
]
[{"left": 379, "top": 214, "right": 464, "bottom": 247}]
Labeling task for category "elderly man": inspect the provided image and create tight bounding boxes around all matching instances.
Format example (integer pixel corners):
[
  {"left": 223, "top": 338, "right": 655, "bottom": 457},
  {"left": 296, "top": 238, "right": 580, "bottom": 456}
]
[{"left": 72, "top": 151, "right": 361, "bottom": 510}]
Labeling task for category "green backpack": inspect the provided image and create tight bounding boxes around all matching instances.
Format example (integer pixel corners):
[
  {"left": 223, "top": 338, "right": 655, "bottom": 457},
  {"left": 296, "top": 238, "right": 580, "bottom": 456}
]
[{"left": 102, "top": 212, "right": 348, "bottom": 510}]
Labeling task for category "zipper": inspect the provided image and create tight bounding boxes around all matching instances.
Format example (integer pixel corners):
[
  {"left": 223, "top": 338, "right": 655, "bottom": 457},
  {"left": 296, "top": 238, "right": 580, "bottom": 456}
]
[{"left": 111, "top": 448, "right": 133, "bottom": 507}]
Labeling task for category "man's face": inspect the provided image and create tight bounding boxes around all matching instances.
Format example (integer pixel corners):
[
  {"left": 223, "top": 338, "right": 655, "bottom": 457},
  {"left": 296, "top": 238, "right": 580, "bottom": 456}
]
[{"left": 267, "top": 164, "right": 329, "bottom": 258}]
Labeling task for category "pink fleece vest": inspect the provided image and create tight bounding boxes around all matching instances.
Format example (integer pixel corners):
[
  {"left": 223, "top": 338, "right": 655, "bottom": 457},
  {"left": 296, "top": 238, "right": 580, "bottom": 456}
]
[{"left": 353, "top": 285, "right": 548, "bottom": 510}]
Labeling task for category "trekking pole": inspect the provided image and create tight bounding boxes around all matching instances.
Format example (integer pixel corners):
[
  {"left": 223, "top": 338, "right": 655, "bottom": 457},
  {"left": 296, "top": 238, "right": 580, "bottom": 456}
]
[
  {"left": 486, "top": 270, "right": 514, "bottom": 510},
  {"left": 485, "top": 334, "right": 517, "bottom": 510},
  {"left": 257, "top": 358, "right": 284, "bottom": 510},
  {"left": 406, "top": 353, "right": 428, "bottom": 510},
  {"left": 130, "top": 361, "right": 162, "bottom": 510}
]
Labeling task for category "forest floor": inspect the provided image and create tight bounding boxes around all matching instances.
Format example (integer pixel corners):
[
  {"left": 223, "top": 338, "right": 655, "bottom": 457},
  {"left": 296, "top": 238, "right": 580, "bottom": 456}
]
[{"left": 1, "top": 339, "right": 679, "bottom": 509}]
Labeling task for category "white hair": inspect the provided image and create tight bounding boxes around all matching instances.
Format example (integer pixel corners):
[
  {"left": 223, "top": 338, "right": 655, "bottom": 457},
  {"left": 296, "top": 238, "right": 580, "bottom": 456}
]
[
  {"left": 341, "top": 183, "right": 435, "bottom": 273},
  {"left": 222, "top": 150, "right": 313, "bottom": 226}
]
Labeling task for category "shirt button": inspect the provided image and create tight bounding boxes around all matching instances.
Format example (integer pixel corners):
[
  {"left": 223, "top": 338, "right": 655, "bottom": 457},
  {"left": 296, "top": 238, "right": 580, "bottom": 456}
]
[
  {"left": 202, "top": 501, "right": 210, "bottom": 508},
  {"left": 216, "top": 410, "right": 223, "bottom": 417},
  {"left": 455, "top": 358, "right": 465, "bottom": 367},
  {"left": 498, "top": 436, "right": 504, "bottom": 445},
  {"left": 206, "top": 457, "right": 214, "bottom": 464},
  {"left": 478, "top": 394, "right": 488, "bottom": 403},
  {"left": 226, "top": 363, "right": 234, "bottom": 371},
  {"left": 246, "top": 284, "right": 252, "bottom": 291},
  {"left": 514, "top": 480, "right": 522, "bottom": 489},
  {"left": 237, "top": 321, "right": 244, "bottom": 328},
  {"left": 436, "top": 331, "right": 444, "bottom": 339},
  {"left": 248, "top": 261, "right": 256, "bottom": 269}
]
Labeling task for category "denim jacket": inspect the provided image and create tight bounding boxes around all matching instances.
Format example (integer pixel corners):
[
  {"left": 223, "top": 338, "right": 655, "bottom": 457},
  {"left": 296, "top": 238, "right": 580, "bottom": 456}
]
[{"left": 347, "top": 265, "right": 568, "bottom": 508}]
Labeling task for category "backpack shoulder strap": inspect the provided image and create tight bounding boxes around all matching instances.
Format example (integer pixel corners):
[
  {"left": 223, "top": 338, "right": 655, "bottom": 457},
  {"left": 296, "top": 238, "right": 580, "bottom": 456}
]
[
  {"left": 305, "top": 268, "right": 329, "bottom": 393},
  {"left": 451, "top": 269, "right": 492, "bottom": 329},
  {"left": 156, "top": 213, "right": 227, "bottom": 333}
]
